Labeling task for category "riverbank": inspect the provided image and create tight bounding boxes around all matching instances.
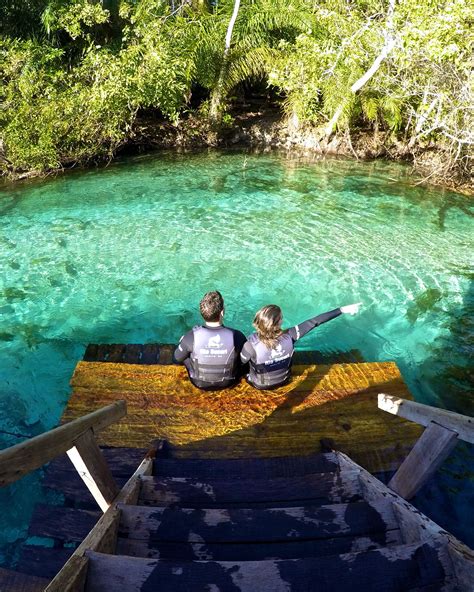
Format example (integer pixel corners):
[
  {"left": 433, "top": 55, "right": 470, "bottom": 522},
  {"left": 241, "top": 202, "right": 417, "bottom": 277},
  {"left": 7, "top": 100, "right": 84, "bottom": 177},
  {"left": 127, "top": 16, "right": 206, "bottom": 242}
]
[{"left": 2, "top": 108, "right": 473, "bottom": 196}]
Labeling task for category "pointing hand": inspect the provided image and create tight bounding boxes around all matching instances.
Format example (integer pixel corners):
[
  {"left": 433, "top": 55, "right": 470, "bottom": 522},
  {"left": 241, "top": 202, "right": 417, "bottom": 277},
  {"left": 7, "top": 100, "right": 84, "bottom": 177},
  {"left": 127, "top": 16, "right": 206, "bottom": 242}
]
[{"left": 341, "top": 302, "right": 362, "bottom": 315}]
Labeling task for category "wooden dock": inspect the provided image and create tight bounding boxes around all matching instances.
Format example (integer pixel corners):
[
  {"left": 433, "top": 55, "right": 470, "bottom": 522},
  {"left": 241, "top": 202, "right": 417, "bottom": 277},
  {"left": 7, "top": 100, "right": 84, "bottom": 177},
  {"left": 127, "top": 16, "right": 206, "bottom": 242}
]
[{"left": 63, "top": 344, "right": 423, "bottom": 473}]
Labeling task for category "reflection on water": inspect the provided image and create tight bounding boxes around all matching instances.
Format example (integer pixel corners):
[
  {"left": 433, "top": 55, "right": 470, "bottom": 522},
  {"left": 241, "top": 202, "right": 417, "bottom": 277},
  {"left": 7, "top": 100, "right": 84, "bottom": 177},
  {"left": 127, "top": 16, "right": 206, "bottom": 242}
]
[{"left": 0, "top": 151, "right": 473, "bottom": 563}]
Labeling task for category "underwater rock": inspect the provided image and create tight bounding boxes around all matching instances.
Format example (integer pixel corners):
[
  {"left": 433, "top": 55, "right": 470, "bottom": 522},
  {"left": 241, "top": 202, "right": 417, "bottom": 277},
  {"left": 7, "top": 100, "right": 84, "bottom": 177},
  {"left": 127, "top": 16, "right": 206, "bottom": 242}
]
[
  {"left": 0, "top": 332, "right": 15, "bottom": 342},
  {"left": 406, "top": 288, "right": 443, "bottom": 324},
  {"left": 65, "top": 262, "right": 78, "bottom": 276},
  {"left": 1, "top": 287, "right": 28, "bottom": 301}
]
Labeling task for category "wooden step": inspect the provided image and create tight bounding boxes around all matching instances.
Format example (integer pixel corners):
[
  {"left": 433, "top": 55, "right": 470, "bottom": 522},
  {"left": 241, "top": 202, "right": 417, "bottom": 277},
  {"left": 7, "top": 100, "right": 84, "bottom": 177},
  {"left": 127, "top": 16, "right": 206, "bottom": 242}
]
[
  {"left": 42, "top": 471, "right": 129, "bottom": 507},
  {"left": 0, "top": 566, "right": 49, "bottom": 592},
  {"left": 17, "top": 545, "right": 74, "bottom": 580},
  {"left": 116, "top": 528, "right": 403, "bottom": 561},
  {"left": 118, "top": 500, "right": 398, "bottom": 544},
  {"left": 28, "top": 504, "right": 100, "bottom": 543},
  {"left": 138, "top": 469, "right": 362, "bottom": 508},
  {"left": 85, "top": 541, "right": 450, "bottom": 591},
  {"left": 153, "top": 452, "right": 339, "bottom": 480},
  {"left": 43, "top": 446, "right": 144, "bottom": 506},
  {"left": 45, "top": 446, "right": 146, "bottom": 477}
]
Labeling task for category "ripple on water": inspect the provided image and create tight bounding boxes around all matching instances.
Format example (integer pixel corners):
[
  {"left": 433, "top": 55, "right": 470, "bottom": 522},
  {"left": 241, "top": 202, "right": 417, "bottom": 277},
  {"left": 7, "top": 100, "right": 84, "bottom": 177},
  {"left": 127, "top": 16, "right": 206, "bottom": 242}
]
[{"left": 0, "top": 152, "right": 473, "bottom": 558}]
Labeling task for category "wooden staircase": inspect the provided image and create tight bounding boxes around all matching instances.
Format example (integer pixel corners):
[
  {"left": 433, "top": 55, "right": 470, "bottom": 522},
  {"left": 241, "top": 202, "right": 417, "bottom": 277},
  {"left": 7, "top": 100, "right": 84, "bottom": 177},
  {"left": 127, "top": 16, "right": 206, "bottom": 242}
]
[
  {"left": 17, "top": 445, "right": 470, "bottom": 591},
  {"left": 1, "top": 394, "right": 473, "bottom": 591}
]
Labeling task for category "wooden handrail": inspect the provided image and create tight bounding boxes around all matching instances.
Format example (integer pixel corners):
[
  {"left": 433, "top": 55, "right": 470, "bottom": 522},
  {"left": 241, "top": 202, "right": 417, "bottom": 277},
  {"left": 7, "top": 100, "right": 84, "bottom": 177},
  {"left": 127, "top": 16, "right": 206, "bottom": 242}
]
[
  {"left": 378, "top": 393, "right": 473, "bottom": 499},
  {"left": 378, "top": 394, "right": 474, "bottom": 444},
  {"left": 0, "top": 400, "right": 126, "bottom": 487}
]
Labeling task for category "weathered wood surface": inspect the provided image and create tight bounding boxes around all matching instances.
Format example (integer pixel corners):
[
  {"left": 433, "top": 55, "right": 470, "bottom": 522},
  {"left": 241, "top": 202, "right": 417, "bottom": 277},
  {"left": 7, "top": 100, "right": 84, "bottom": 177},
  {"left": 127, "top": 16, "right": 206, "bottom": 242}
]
[
  {"left": 115, "top": 528, "right": 403, "bottom": 561},
  {"left": 153, "top": 452, "right": 339, "bottom": 479},
  {"left": 336, "top": 451, "right": 473, "bottom": 586},
  {"left": 67, "top": 429, "right": 120, "bottom": 511},
  {"left": 138, "top": 469, "right": 362, "bottom": 507},
  {"left": 85, "top": 543, "right": 449, "bottom": 592},
  {"left": 83, "top": 343, "right": 364, "bottom": 365},
  {"left": 45, "top": 555, "right": 89, "bottom": 592},
  {"left": 17, "top": 546, "right": 74, "bottom": 580},
  {"left": 117, "top": 500, "right": 398, "bottom": 543},
  {"left": 64, "top": 361, "right": 422, "bottom": 472},
  {"left": 46, "top": 447, "right": 157, "bottom": 591},
  {"left": 378, "top": 394, "right": 474, "bottom": 444},
  {"left": 43, "top": 447, "right": 146, "bottom": 507},
  {"left": 0, "top": 567, "right": 49, "bottom": 592},
  {"left": 388, "top": 422, "right": 459, "bottom": 500},
  {"left": 29, "top": 504, "right": 100, "bottom": 543},
  {"left": 0, "top": 400, "right": 126, "bottom": 487}
]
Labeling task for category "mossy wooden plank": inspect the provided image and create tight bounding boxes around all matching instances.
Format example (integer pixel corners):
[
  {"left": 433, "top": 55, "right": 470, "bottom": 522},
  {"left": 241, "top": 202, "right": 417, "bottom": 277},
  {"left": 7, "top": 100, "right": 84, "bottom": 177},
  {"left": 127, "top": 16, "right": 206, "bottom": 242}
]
[{"left": 63, "top": 361, "right": 423, "bottom": 472}]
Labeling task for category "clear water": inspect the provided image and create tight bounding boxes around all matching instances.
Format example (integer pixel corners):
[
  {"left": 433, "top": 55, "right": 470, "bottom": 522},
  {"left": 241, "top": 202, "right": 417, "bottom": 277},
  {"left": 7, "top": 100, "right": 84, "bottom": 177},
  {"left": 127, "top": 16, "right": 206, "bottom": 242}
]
[{"left": 0, "top": 151, "right": 473, "bottom": 563}]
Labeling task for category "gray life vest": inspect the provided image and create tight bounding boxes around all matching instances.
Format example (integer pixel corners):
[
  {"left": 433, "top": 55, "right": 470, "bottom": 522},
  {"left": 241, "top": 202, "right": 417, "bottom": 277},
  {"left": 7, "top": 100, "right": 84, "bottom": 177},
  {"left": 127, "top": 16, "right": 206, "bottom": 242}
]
[
  {"left": 248, "top": 332, "right": 294, "bottom": 388},
  {"left": 190, "top": 326, "right": 238, "bottom": 384}
]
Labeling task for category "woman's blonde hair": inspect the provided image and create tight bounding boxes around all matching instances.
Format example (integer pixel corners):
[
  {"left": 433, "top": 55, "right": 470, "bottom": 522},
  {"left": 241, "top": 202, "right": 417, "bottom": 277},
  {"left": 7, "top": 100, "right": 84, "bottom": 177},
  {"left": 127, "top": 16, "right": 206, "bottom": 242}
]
[{"left": 253, "top": 305, "right": 283, "bottom": 349}]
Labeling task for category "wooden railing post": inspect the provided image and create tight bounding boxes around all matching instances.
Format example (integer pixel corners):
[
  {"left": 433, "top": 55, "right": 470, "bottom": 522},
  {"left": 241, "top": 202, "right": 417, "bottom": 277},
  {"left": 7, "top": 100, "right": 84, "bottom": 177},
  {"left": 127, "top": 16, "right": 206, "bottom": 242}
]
[
  {"left": 387, "top": 421, "right": 459, "bottom": 499},
  {"left": 378, "top": 393, "right": 474, "bottom": 499},
  {"left": 67, "top": 429, "right": 119, "bottom": 512}
]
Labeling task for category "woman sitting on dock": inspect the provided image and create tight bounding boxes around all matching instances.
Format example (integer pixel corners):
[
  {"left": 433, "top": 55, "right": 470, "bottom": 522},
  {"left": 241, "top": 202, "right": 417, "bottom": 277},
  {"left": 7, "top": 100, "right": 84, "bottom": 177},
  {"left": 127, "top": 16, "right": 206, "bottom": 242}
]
[{"left": 241, "top": 303, "right": 361, "bottom": 389}]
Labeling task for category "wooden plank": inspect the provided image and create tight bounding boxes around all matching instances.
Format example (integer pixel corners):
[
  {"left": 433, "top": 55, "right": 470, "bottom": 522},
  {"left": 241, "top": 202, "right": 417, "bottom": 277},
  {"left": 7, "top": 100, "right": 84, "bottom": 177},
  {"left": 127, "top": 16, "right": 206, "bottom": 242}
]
[
  {"left": 337, "top": 451, "right": 470, "bottom": 587},
  {"left": 124, "top": 344, "right": 142, "bottom": 364},
  {"left": 44, "top": 555, "right": 88, "bottom": 592},
  {"left": 152, "top": 452, "right": 340, "bottom": 479},
  {"left": 388, "top": 422, "right": 459, "bottom": 499},
  {"left": 85, "top": 543, "right": 450, "bottom": 592},
  {"left": 118, "top": 500, "right": 398, "bottom": 543},
  {"left": 158, "top": 344, "right": 175, "bottom": 364},
  {"left": 45, "top": 446, "right": 157, "bottom": 592},
  {"left": 115, "top": 528, "right": 403, "bottom": 561},
  {"left": 378, "top": 394, "right": 474, "bottom": 444},
  {"left": 95, "top": 344, "right": 110, "bottom": 362},
  {"left": 17, "top": 545, "right": 74, "bottom": 580},
  {"left": 83, "top": 344, "right": 99, "bottom": 362},
  {"left": 0, "top": 401, "right": 126, "bottom": 487},
  {"left": 42, "top": 472, "right": 128, "bottom": 508},
  {"left": 0, "top": 567, "right": 49, "bottom": 592},
  {"left": 67, "top": 429, "right": 120, "bottom": 511},
  {"left": 64, "top": 362, "right": 422, "bottom": 471},
  {"left": 106, "top": 344, "right": 126, "bottom": 363},
  {"left": 142, "top": 344, "right": 160, "bottom": 365},
  {"left": 447, "top": 538, "right": 474, "bottom": 591},
  {"left": 29, "top": 504, "right": 100, "bottom": 542},
  {"left": 139, "top": 469, "right": 361, "bottom": 507},
  {"left": 47, "top": 447, "right": 147, "bottom": 477}
]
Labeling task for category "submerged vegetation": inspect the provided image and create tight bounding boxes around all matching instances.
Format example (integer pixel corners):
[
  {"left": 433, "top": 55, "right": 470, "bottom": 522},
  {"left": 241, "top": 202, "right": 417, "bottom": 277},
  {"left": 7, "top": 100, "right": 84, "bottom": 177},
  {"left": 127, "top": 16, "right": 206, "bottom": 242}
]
[{"left": 0, "top": 0, "right": 472, "bottom": 187}]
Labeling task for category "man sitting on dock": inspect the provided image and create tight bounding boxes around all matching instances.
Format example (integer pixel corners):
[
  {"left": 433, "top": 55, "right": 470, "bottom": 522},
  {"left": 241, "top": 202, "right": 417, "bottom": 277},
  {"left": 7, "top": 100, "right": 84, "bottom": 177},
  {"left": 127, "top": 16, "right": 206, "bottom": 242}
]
[{"left": 174, "top": 291, "right": 247, "bottom": 390}]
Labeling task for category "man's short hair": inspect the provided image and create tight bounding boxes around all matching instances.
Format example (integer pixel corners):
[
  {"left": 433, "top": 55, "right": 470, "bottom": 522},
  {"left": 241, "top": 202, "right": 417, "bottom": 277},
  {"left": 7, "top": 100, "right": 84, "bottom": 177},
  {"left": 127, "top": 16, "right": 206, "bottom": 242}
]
[{"left": 200, "top": 291, "right": 224, "bottom": 322}]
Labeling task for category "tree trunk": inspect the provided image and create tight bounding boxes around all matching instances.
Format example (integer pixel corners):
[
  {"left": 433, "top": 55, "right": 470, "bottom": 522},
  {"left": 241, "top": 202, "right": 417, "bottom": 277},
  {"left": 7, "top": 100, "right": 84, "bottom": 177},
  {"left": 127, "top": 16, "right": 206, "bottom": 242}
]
[
  {"left": 209, "top": 0, "right": 241, "bottom": 123},
  {"left": 325, "top": 0, "right": 397, "bottom": 139}
]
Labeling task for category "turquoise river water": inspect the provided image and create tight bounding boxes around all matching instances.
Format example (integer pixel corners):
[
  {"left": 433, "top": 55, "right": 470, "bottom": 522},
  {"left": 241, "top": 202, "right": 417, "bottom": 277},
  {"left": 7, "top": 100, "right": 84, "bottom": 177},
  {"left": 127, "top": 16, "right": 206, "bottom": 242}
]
[{"left": 0, "top": 151, "right": 473, "bottom": 564}]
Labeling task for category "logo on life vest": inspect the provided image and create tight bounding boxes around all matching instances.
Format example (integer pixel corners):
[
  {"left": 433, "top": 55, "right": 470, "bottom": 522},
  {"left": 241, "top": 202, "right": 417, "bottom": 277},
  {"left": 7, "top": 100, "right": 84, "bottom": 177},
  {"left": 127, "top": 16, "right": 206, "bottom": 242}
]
[
  {"left": 271, "top": 344, "right": 284, "bottom": 358},
  {"left": 208, "top": 334, "right": 222, "bottom": 348}
]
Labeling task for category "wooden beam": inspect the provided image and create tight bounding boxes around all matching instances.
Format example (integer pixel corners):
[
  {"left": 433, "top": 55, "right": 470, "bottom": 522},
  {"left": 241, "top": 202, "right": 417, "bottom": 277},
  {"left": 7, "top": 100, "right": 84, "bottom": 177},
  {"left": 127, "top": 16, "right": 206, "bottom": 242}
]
[
  {"left": 388, "top": 421, "right": 459, "bottom": 500},
  {"left": 378, "top": 394, "right": 474, "bottom": 444},
  {"left": 0, "top": 401, "right": 126, "bottom": 487},
  {"left": 45, "top": 445, "right": 158, "bottom": 592},
  {"left": 67, "top": 429, "right": 120, "bottom": 512}
]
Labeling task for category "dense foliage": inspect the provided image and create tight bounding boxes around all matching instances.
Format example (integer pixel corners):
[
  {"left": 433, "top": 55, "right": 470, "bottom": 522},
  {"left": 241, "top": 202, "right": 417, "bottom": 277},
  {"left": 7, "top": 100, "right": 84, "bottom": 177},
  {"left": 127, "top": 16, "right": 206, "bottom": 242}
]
[{"left": 0, "top": 0, "right": 472, "bottom": 181}]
